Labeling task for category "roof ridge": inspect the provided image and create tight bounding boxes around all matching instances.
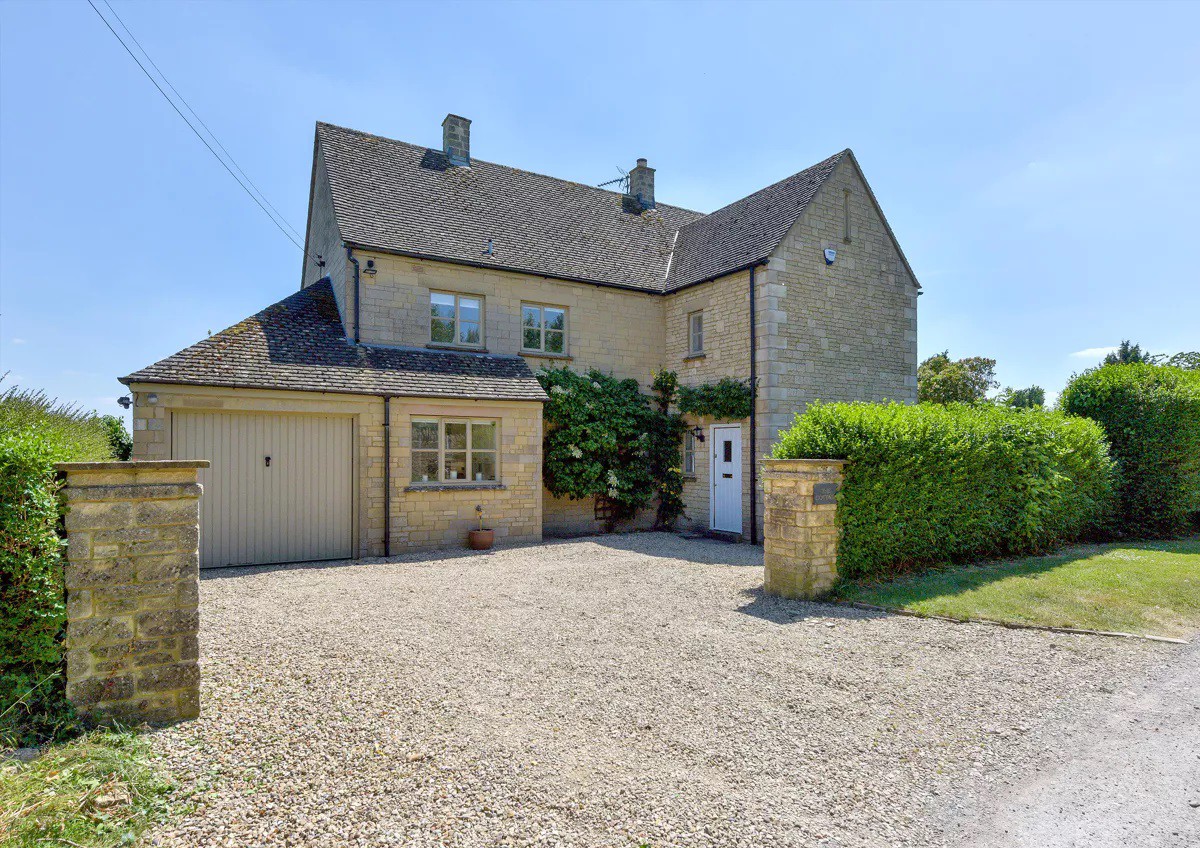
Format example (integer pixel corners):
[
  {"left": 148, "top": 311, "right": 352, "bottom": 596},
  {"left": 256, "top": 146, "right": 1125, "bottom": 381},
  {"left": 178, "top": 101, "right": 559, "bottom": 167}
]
[
  {"left": 315, "top": 121, "right": 704, "bottom": 218},
  {"left": 679, "top": 149, "right": 848, "bottom": 234}
]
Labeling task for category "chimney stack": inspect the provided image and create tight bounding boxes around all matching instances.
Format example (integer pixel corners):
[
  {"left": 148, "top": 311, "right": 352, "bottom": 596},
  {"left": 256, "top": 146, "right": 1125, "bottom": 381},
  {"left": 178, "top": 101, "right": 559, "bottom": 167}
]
[
  {"left": 628, "top": 158, "right": 655, "bottom": 210},
  {"left": 442, "top": 114, "right": 471, "bottom": 166}
]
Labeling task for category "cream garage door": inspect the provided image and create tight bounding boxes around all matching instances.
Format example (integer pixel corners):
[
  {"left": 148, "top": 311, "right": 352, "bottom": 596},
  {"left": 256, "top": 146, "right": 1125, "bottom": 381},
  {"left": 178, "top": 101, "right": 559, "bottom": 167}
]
[{"left": 173, "top": 411, "right": 353, "bottom": 568}]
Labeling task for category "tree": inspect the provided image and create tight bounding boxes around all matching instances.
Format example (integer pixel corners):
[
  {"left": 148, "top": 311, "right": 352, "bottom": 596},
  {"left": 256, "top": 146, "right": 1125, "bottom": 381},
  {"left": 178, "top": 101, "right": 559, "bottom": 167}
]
[
  {"left": 996, "top": 385, "right": 1045, "bottom": 408},
  {"left": 1102, "top": 340, "right": 1157, "bottom": 366},
  {"left": 98, "top": 414, "right": 132, "bottom": 460},
  {"left": 917, "top": 351, "right": 998, "bottom": 404},
  {"left": 1166, "top": 351, "right": 1200, "bottom": 370}
]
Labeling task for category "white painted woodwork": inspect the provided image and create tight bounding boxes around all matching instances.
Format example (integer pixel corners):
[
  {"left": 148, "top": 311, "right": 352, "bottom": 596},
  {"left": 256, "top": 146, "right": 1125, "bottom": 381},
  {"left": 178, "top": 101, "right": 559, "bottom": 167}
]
[{"left": 710, "top": 424, "right": 743, "bottom": 533}]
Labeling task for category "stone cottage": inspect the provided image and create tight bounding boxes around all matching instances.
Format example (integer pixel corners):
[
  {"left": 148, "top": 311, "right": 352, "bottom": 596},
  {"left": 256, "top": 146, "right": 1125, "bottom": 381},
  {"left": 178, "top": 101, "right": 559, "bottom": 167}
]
[{"left": 122, "top": 115, "right": 919, "bottom": 567}]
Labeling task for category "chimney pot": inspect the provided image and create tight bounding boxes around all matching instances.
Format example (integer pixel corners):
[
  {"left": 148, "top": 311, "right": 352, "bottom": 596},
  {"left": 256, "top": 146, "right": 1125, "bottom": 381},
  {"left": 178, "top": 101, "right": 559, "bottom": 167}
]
[
  {"left": 628, "top": 158, "right": 655, "bottom": 210},
  {"left": 441, "top": 114, "right": 471, "bottom": 166}
]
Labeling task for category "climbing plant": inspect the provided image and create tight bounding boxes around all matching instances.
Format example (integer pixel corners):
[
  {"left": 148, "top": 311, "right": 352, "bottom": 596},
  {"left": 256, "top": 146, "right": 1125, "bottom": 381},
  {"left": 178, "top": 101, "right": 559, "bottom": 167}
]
[
  {"left": 677, "top": 377, "right": 755, "bottom": 420},
  {"left": 538, "top": 368, "right": 686, "bottom": 530},
  {"left": 649, "top": 371, "right": 687, "bottom": 528}
]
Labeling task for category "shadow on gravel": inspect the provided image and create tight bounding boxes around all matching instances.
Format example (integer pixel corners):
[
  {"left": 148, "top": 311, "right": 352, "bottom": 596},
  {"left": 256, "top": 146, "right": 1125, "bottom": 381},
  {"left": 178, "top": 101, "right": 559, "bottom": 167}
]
[
  {"left": 198, "top": 539, "right": 542, "bottom": 581},
  {"left": 736, "top": 585, "right": 889, "bottom": 625},
  {"left": 584, "top": 532, "right": 765, "bottom": 567},
  {"left": 199, "top": 531, "right": 763, "bottom": 581}
]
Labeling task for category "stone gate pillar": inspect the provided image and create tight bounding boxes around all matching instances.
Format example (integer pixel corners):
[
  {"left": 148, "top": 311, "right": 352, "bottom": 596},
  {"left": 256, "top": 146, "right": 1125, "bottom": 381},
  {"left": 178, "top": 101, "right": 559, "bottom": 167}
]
[
  {"left": 55, "top": 460, "right": 208, "bottom": 725},
  {"left": 762, "top": 458, "right": 846, "bottom": 599}
]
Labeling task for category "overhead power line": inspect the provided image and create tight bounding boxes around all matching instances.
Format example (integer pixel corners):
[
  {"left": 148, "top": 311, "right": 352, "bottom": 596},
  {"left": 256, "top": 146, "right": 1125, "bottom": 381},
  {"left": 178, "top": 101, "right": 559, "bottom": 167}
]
[
  {"left": 85, "top": 0, "right": 319, "bottom": 265},
  {"left": 99, "top": 0, "right": 305, "bottom": 244}
]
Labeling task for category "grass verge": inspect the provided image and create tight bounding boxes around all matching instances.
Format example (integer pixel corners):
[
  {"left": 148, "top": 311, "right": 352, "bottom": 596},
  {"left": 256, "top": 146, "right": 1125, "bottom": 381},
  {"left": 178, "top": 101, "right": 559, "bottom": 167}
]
[
  {"left": 0, "top": 728, "right": 175, "bottom": 847},
  {"left": 836, "top": 537, "right": 1200, "bottom": 638}
]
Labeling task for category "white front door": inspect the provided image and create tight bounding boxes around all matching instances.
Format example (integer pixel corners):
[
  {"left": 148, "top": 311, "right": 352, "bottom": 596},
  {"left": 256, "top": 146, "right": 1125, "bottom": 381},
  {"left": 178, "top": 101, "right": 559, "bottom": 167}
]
[{"left": 710, "top": 424, "right": 743, "bottom": 533}]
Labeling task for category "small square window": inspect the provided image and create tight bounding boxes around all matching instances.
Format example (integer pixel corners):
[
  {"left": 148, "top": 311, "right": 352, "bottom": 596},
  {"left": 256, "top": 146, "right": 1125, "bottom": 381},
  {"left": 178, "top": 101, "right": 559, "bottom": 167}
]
[{"left": 688, "top": 311, "right": 704, "bottom": 355}]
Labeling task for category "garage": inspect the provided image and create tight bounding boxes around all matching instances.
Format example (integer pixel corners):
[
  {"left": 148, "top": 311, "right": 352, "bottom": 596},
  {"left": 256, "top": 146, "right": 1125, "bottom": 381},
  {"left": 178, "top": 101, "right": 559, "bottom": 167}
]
[{"left": 172, "top": 410, "right": 354, "bottom": 568}]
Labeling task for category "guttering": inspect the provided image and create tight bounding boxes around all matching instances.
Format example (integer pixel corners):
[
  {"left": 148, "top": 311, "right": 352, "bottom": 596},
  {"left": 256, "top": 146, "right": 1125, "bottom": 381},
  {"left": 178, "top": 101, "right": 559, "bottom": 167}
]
[
  {"left": 664, "top": 259, "right": 769, "bottom": 296},
  {"left": 342, "top": 240, "right": 771, "bottom": 299},
  {"left": 118, "top": 375, "right": 547, "bottom": 403},
  {"left": 748, "top": 264, "right": 759, "bottom": 545},
  {"left": 345, "top": 240, "right": 669, "bottom": 297},
  {"left": 382, "top": 395, "right": 391, "bottom": 556},
  {"left": 347, "top": 245, "right": 361, "bottom": 345}
]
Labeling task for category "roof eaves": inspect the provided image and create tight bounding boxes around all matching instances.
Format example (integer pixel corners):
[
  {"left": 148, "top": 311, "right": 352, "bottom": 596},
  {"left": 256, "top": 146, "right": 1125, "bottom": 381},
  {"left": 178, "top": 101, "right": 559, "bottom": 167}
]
[
  {"left": 664, "top": 258, "right": 770, "bottom": 295},
  {"left": 121, "top": 374, "right": 548, "bottom": 402},
  {"left": 343, "top": 240, "right": 667, "bottom": 295}
]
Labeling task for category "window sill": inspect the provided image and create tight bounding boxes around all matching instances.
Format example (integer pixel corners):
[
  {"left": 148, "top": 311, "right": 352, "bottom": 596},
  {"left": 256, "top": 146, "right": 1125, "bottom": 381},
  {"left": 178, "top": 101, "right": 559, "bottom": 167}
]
[
  {"left": 519, "top": 350, "right": 573, "bottom": 361},
  {"left": 427, "top": 343, "right": 489, "bottom": 354},
  {"left": 684, "top": 353, "right": 706, "bottom": 361},
  {"left": 404, "top": 482, "right": 507, "bottom": 492},
  {"left": 682, "top": 474, "right": 698, "bottom": 482}
]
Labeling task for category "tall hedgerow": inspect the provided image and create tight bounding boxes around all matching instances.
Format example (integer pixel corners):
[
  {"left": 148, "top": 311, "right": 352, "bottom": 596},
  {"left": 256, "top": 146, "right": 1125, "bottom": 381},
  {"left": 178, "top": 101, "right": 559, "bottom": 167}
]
[
  {"left": 1060, "top": 364, "right": 1200, "bottom": 536},
  {"left": 772, "top": 402, "right": 1115, "bottom": 578},
  {"left": 1, "top": 382, "right": 114, "bottom": 744}
]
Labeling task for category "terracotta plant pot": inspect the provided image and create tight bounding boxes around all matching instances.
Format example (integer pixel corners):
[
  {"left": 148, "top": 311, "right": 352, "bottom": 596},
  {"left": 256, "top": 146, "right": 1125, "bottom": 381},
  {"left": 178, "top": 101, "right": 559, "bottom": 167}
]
[{"left": 468, "top": 529, "right": 495, "bottom": 550}]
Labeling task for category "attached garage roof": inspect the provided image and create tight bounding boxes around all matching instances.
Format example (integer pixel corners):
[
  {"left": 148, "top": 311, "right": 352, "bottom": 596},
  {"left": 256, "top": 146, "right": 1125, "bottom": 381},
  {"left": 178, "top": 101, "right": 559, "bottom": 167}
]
[{"left": 121, "top": 279, "right": 548, "bottom": 402}]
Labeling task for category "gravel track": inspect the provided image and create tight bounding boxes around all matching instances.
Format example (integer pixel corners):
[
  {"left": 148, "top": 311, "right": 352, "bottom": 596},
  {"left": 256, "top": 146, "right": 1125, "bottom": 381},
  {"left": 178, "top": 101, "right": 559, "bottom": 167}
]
[{"left": 147, "top": 533, "right": 1169, "bottom": 847}]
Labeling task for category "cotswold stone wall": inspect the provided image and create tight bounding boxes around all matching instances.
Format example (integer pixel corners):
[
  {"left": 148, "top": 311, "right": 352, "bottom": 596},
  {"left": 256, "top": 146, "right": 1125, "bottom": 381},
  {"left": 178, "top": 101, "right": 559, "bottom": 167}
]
[
  {"left": 762, "top": 458, "right": 845, "bottom": 599},
  {"left": 393, "top": 398, "right": 543, "bottom": 550},
  {"left": 56, "top": 460, "right": 207, "bottom": 725},
  {"left": 760, "top": 156, "right": 920, "bottom": 451},
  {"left": 664, "top": 270, "right": 757, "bottom": 538}
]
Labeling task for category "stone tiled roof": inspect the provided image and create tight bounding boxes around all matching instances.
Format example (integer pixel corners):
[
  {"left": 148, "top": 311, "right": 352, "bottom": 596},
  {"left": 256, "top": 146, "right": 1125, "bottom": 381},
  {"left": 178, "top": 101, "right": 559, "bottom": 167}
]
[
  {"left": 317, "top": 122, "right": 849, "bottom": 293},
  {"left": 665, "top": 151, "right": 847, "bottom": 291},
  {"left": 121, "top": 280, "right": 548, "bottom": 402},
  {"left": 317, "top": 123, "right": 704, "bottom": 293}
]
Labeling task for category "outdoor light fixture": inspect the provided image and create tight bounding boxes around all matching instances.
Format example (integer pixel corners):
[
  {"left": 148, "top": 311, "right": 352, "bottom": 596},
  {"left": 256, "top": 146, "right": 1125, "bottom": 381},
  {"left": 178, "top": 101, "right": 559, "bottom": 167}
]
[
  {"left": 363, "top": 259, "right": 377, "bottom": 276},
  {"left": 146, "top": 393, "right": 159, "bottom": 405},
  {"left": 690, "top": 425, "right": 706, "bottom": 442}
]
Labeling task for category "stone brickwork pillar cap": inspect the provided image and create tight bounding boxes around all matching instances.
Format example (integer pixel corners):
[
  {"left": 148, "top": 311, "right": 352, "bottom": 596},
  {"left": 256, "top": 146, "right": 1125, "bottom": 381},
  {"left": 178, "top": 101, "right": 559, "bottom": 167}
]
[
  {"left": 56, "top": 460, "right": 211, "bottom": 472},
  {"left": 763, "top": 458, "right": 848, "bottom": 466}
]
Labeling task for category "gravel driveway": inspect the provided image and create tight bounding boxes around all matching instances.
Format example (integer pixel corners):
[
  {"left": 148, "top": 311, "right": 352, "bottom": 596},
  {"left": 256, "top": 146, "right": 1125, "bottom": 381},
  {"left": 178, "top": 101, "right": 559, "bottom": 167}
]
[{"left": 148, "top": 533, "right": 1171, "bottom": 848}]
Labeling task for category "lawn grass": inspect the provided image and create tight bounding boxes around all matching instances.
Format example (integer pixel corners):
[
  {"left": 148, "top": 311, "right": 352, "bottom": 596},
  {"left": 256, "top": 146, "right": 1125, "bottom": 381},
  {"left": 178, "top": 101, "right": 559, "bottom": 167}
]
[
  {"left": 836, "top": 537, "right": 1200, "bottom": 638},
  {"left": 0, "top": 729, "right": 175, "bottom": 847}
]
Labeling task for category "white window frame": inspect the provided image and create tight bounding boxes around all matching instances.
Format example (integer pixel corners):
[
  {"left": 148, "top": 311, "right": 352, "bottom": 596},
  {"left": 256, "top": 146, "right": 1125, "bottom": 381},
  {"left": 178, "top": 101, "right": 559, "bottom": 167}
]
[
  {"left": 410, "top": 418, "right": 499, "bottom": 484},
  {"left": 520, "top": 303, "right": 568, "bottom": 354},
  {"left": 430, "top": 291, "right": 485, "bottom": 348},
  {"left": 688, "top": 311, "right": 704, "bottom": 355},
  {"left": 683, "top": 430, "right": 696, "bottom": 475}
]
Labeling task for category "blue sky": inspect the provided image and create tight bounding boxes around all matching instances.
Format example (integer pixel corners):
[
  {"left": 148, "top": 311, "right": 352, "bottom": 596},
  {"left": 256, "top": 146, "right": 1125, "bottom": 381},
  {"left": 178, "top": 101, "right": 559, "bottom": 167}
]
[{"left": 2, "top": 0, "right": 1197, "bottom": 417}]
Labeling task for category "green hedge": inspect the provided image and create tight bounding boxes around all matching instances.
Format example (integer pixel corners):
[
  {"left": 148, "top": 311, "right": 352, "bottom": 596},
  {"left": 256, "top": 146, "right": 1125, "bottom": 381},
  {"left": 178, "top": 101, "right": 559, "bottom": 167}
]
[
  {"left": 772, "top": 402, "right": 1115, "bottom": 578},
  {"left": 1, "top": 385, "right": 115, "bottom": 744},
  {"left": 1060, "top": 364, "right": 1200, "bottom": 537}
]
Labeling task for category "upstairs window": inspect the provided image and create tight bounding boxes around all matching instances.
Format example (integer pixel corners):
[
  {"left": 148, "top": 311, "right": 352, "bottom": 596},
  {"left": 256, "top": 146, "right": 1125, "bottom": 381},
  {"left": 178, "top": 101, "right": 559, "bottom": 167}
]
[
  {"left": 521, "top": 304, "right": 567, "bottom": 354},
  {"left": 411, "top": 419, "right": 498, "bottom": 484},
  {"left": 430, "top": 292, "right": 483, "bottom": 347},
  {"left": 688, "top": 311, "right": 704, "bottom": 355}
]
